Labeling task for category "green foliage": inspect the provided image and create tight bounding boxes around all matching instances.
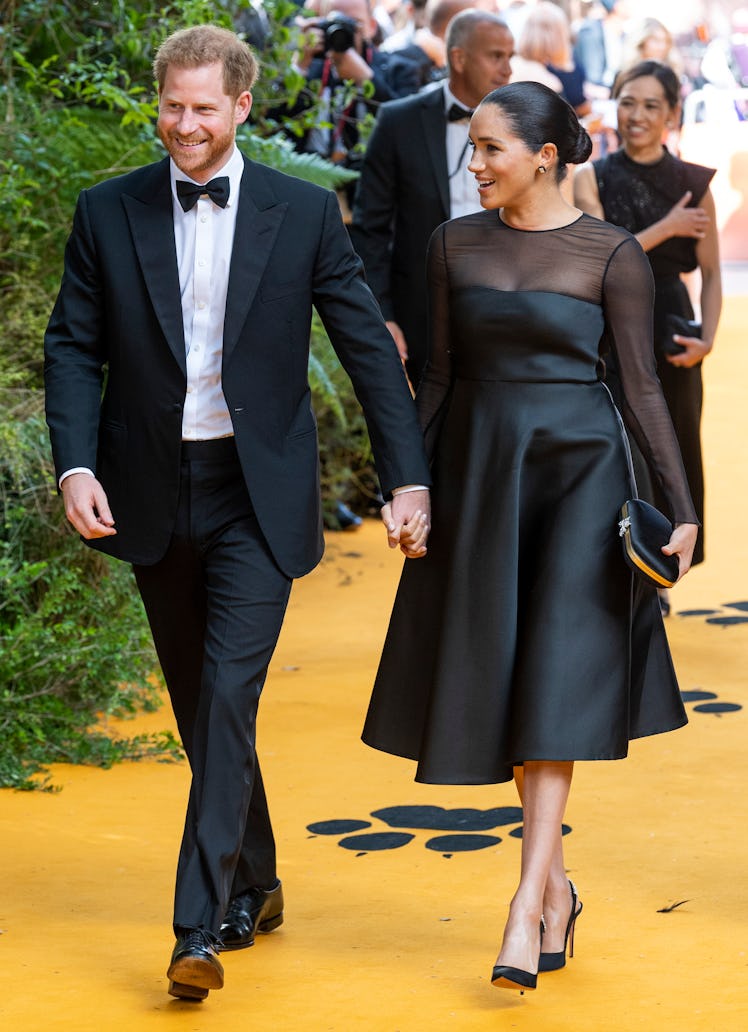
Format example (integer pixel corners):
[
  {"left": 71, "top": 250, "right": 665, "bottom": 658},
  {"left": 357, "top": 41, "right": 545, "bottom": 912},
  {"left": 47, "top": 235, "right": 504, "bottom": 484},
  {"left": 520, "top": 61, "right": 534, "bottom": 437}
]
[
  {"left": 309, "top": 315, "right": 380, "bottom": 523},
  {"left": 236, "top": 128, "right": 359, "bottom": 189},
  {"left": 0, "top": 388, "right": 182, "bottom": 790}
]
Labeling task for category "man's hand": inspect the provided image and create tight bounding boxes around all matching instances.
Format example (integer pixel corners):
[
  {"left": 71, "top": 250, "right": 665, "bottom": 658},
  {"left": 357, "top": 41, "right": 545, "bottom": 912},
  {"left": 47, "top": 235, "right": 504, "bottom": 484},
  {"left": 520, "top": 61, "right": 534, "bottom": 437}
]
[
  {"left": 61, "top": 472, "right": 117, "bottom": 538},
  {"left": 330, "top": 46, "right": 373, "bottom": 85},
  {"left": 381, "top": 489, "right": 430, "bottom": 558}
]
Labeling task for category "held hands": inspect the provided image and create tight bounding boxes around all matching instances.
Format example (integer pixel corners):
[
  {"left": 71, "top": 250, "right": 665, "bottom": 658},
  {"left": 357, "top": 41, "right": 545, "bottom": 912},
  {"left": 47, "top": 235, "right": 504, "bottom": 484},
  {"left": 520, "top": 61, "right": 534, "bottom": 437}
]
[
  {"left": 381, "top": 489, "right": 431, "bottom": 558},
  {"left": 385, "top": 320, "right": 409, "bottom": 364},
  {"left": 666, "top": 332, "right": 712, "bottom": 368},
  {"left": 61, "top": 472, "right": 117, "bottom": 539},
  {"left": 662, "top": 523, "right": 698, "bottom": 581},
  {"left": 663, "top": 191, "right": 710, "bottom": 240}
]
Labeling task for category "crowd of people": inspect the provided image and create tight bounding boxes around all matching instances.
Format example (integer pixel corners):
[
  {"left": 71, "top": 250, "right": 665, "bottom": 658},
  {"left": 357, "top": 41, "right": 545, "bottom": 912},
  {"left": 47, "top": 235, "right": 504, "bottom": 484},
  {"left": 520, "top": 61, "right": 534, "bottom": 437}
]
[{"left": 41, "top": 0, "right": 740, "bottom": 1009}]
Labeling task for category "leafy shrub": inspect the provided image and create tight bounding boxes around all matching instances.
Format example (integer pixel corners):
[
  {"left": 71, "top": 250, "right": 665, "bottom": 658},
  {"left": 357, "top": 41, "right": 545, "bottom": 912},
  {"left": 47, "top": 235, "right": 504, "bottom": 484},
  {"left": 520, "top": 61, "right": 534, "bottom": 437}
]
[{"left": 0, "top": 389, "right": 182, "bottom": 789}]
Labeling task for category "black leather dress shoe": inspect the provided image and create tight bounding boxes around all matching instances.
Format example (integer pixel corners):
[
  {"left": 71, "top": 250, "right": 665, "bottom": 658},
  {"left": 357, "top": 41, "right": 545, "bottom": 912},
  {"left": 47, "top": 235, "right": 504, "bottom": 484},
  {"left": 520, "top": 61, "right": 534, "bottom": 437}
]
[
  {"left": 219, "top": 879, "right": 284, "bottom": 951},
  {"left": 167, "top": 929, "right": 224, "bottom": 999}
]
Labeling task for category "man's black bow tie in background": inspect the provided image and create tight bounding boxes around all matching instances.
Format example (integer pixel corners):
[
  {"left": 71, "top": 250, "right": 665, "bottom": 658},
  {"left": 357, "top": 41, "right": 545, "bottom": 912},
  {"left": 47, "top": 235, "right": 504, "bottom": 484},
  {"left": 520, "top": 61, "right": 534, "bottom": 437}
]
[
  {"left": 447, "top": 103, "right": 474, "bottom": 123},
  {"left": 176, "top": 176, "right": 230, "bottom": 212}
]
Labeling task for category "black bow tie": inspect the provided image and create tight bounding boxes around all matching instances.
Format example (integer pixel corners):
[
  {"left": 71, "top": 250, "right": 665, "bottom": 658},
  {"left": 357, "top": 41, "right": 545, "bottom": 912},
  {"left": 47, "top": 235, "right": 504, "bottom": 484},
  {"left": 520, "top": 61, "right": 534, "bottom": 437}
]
[
  {"left": 447, "top": 103, "right": 474, "bottom": 123},
  {"left": 176, "top": 176, "right": 230, "bottom": 211}
]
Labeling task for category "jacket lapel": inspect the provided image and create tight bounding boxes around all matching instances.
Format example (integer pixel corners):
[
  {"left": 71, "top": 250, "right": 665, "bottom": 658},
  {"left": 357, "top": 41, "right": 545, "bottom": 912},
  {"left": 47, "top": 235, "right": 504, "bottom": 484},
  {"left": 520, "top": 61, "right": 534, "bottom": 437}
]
[
  {"left": 122, "top": 159, "right": 187, "bottom": 374},
  {"left": 420, "top": 89, "right": 450, "bottom": 219},
  {"left": 223, "top": 157, "right": 288, "bottom": 364}
]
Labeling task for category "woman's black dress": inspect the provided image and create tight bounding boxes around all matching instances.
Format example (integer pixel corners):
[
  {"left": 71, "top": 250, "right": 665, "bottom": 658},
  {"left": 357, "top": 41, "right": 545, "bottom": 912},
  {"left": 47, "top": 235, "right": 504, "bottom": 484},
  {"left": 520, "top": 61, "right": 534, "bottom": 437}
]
[
  {"left": 362, "top": 212, "right": 697, "bottom": 786},
  {"left": 594, "top": 148, "right": 715, "bottom": 564}
]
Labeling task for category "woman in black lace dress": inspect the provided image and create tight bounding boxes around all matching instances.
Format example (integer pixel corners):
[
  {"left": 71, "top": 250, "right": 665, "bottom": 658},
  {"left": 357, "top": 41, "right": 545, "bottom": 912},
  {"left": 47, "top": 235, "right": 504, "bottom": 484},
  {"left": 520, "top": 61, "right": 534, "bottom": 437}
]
[
  {"left": 365, "top": 82, "right": 698, "bottom": 993},
  {"left": 574, "top": 61, "right": 722, "bottom": 580}
]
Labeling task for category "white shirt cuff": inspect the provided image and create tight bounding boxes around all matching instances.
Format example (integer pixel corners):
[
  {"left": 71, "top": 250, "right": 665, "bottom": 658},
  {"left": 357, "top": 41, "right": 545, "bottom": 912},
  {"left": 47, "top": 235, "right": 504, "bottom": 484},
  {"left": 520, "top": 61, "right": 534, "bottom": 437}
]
[
  {"left": 59, "top": 467, "right": 95, "bottom": 489},
  {"left": 391, "top": 484, "right": 429, "bottom": 495}
]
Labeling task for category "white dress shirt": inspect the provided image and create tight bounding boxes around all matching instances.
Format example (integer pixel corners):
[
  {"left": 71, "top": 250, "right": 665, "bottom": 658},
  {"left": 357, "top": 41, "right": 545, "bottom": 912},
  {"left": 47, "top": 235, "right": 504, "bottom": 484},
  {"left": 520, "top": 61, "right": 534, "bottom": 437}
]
[
  {"left": 443, "top": 82, "right": 483, "bottom": 221},
  {"left": 172, "top": 144, "right": 244, "bottom": 440}
]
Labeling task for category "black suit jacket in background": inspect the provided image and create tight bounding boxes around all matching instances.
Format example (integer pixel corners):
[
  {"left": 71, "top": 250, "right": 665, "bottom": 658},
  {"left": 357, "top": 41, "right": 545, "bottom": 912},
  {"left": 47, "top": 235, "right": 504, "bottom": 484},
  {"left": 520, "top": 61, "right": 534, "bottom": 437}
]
[
  {"left": 44, "top": 156, "right": 430, "bottom": 578},
  {"left": 349, "top": 85, "right": 451, "bottom": 385}
]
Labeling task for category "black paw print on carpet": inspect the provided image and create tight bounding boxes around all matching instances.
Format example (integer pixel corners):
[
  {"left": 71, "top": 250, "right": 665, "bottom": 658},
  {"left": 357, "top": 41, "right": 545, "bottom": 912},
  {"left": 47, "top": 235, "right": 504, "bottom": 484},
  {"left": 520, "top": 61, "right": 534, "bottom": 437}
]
[
  {"left": 307, "top": 805, "right": 571, "bottom": 857},
  {"left": 680, "top": 689, "right": 742, "bottom": 716},
  {"left": 678, "top": 599, "right": 748, "bottom": 627},
  {"left": 676, "top": 601, "right": 744, "bottom": 715}
]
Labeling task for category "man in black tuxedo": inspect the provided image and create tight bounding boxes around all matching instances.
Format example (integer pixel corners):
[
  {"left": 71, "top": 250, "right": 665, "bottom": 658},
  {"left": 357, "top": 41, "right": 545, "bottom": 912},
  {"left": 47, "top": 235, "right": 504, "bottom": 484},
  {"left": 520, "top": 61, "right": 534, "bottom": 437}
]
[
  {"left": 44, "top": 24, "right": 430, "bottom": 1001},
  {"left": 349, "top": 9, "right": 514, "bottom": 387}
]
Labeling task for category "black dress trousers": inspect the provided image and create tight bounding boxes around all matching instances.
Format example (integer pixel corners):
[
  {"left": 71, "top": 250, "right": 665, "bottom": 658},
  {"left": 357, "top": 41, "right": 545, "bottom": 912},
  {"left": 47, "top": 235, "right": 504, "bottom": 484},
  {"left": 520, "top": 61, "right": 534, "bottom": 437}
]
[{"left": 133, "top": 438, "right": 292, "bottom": 935}]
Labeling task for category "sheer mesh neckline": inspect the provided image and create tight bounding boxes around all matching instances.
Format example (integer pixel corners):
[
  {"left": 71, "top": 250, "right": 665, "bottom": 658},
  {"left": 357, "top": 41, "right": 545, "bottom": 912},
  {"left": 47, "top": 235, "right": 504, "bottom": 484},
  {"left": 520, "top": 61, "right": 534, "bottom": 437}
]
[
  {"left": 432, "top": 211, "right": 636, "bottom": 303},
  {"left": 497, "top": 211, "right": 585, "bottom": 233}
]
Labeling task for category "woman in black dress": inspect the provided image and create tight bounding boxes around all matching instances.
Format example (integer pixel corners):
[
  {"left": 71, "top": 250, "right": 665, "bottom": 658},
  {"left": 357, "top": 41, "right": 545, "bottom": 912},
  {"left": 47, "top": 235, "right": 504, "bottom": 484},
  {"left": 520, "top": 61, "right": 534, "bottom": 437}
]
[
  {"left": 574, "top": 61, "right": 722, "bottom": 585},
  {"left": 366, "top": 82, "right": 698, "bottom": 993}
]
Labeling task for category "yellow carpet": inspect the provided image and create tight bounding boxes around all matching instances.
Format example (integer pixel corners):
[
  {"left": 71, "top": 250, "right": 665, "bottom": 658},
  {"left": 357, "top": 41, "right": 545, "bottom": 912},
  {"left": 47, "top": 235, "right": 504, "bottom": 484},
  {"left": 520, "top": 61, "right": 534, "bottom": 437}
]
[{"left": 2, "top": 300, "right": 748, "bottom": 1031}]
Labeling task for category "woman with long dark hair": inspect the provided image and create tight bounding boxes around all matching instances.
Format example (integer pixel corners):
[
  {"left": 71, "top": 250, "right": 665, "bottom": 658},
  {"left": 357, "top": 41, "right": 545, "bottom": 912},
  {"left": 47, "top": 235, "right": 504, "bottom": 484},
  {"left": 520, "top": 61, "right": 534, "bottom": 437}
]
[{"left": 368, "top": 81, "right": 698, "bottom": 993}]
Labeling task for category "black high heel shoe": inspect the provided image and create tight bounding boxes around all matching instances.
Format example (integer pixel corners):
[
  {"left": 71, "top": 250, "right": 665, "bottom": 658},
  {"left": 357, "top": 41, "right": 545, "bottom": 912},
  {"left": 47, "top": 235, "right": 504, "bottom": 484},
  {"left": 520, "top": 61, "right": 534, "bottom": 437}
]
[
  {"left": 491, "top": 920, "right": 543, "bottom": 993},
  {"left": 491, "top": 965, "right": 538, "bottom": 993},
  {"left": 538, "top": 880, "right": 582, "bottom": 973}
]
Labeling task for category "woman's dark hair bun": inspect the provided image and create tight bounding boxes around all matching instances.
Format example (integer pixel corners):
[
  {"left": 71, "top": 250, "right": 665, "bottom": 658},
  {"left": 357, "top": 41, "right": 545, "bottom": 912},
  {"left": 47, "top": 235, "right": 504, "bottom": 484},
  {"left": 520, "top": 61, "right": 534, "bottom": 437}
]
[{"left": 564, "top": 124, "right": 593, "bottom": 166}]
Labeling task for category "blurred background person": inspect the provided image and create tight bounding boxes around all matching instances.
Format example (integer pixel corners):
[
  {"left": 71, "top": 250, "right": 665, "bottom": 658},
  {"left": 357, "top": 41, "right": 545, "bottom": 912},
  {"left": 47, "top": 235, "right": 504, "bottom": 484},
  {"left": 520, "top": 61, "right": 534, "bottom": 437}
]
[
  {"left": 350, "top": 9, "right": 514, "bottom": 386},
  {"left": 573, "top": 0, "right": 630, "bottom": 94},
  {"left": 380, "top": 0, "right": 430, "bottom": 50},
  {"left": 573, "top": 0, "right": 631, "bottom": 153},
  {"left": 618, "top": 16, "right": 685, "bottom": 151},
  {"left": 283, "top": 0, "right": 422, "bottom": 186},
  {"left": 512, "top": 1, "right": 590, "bottom": 116},
  {"left": 620, "top": 16, "right": 683, "bottom": 74},
  {"left": 382, "top": 0, "right": 475, "bottom": 88},
  {"left": 574, "top": 60, "right": 722, "bottom": 598},
  {"left": 372, "top": 0, "right": 406, "bottom": 41}
]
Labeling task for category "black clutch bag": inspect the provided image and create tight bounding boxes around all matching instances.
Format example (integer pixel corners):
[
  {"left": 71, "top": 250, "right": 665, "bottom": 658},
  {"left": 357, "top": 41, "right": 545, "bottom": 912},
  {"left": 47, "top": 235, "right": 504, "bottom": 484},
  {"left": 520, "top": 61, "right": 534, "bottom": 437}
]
[
  {"left": 618, "top": 499, "right": 679, "bottom": 588},
  {"left": 602, "top": 383, "right": 680, "bottom": 590},
  {"left": 662, "top": 314, "right": 701, "bottom": 356}
]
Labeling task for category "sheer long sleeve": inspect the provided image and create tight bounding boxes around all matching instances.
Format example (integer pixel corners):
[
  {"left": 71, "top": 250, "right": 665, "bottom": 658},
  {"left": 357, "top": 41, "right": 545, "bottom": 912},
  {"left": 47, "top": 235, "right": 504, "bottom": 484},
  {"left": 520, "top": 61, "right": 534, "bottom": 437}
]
[
  {"left": 416, "top": 223, "right": 454, "bottom": 461},
  {"left": 602, "top": 237, "right": 698, "bottom": 524}
]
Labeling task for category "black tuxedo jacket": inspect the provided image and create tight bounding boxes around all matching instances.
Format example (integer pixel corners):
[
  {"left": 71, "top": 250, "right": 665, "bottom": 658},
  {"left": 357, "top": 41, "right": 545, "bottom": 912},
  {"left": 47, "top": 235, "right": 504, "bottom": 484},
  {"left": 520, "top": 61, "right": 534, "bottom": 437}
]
[
  {"left": 349, "top": 85, "right": 450, "bottom": 384},
  {"left": 45, "top": 156, "right": 430, "bottom": 578}
]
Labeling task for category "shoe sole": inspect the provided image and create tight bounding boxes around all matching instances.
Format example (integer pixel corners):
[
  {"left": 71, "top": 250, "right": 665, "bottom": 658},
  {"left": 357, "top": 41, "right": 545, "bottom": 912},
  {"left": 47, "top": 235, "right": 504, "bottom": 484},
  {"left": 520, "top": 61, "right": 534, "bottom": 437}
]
[
  {"left": 491, "top": 974, "right": 537, "bottom": 993},
  {"left": 218, "top": 911, "right": 284, "bottom": 952},
  {"left": 167, "top": 955, "right": 224, "bottom": 991},
  {"left": 168, "top": 980, "right": 209, "bottom": 1001}
]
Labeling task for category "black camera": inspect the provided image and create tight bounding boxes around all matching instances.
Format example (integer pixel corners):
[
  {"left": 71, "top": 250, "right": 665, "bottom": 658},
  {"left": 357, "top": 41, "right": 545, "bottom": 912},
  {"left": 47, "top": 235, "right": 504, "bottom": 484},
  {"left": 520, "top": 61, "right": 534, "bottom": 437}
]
[{"left": 319, "top": 12, "right": 357, "bottom": 53}]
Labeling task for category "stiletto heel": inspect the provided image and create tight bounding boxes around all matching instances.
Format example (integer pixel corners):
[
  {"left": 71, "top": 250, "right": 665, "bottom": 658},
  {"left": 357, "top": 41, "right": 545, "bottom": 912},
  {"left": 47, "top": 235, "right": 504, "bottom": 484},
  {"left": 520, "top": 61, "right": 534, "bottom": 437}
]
[
  {"left": 538, "top": 879, "right": 582, "bottom": 973},
  {"left": 490, "top": 919, "right": 543, "bottom": 993}
]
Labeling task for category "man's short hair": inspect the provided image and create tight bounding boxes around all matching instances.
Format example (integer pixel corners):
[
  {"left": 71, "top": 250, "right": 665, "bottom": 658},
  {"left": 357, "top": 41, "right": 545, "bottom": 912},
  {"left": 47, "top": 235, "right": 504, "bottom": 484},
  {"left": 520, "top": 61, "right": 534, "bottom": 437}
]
[
  {"left": 428, "top": 0, "right": 473, "bottom": 38},
  {"left": 153, "top": 24, "right": 259, "bottom": 98},
  {"left": 446, "top": 10, "right": 509, "bottom": 56}
]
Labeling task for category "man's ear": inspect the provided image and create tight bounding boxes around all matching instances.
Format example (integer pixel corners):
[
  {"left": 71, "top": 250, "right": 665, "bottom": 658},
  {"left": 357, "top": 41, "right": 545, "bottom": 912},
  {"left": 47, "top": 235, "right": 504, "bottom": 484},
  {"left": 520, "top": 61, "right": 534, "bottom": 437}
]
[
  {"left": 235, "top": 91, "right": 253, "bottom": 125},
  {"left": 449, "top": 46, "right": 465, "bottom": 75}
]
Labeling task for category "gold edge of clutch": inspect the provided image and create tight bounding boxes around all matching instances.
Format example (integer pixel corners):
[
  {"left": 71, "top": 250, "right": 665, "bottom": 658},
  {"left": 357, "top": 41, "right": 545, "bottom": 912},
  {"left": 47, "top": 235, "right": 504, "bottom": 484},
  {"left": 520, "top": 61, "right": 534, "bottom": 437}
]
[{"left": 623, "top": 534, "right": 677, "bottom": 588}]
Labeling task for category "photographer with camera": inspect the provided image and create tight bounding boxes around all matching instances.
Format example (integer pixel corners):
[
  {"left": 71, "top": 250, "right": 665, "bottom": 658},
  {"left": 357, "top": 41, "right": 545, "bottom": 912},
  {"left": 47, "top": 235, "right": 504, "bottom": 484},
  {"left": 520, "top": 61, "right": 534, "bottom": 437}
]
[{"left": 286, "top": 0, "right": 422, "bottom": 190}]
